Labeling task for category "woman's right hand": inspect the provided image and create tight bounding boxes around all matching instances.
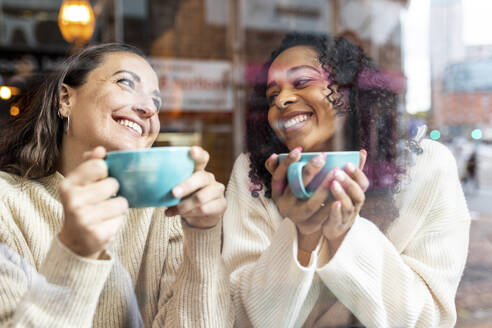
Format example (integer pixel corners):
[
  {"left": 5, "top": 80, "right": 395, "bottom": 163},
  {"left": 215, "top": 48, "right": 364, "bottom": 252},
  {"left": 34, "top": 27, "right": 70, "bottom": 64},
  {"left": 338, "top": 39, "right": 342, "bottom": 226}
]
[{"left": 58, "top": 146, "right": 129, "bottom": 259}]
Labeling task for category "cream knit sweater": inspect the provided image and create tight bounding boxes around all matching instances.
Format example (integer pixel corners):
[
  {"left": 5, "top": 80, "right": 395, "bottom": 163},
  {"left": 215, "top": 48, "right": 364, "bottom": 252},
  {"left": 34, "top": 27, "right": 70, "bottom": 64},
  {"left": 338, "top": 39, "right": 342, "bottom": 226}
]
[
  {"left": 223, "top": 139, "right": 470, "bottom": 328},
  {"left": 0, "top": 171, "right": 233, "bottom": 327}
]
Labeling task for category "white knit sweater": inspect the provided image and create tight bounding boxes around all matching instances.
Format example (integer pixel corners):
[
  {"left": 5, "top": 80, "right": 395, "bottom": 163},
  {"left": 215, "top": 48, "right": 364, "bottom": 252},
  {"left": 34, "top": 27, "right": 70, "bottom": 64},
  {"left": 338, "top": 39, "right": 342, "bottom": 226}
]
[
  {"left": 0, "top": 171, "right": 233, "bottom": 327},
  {"left": 223, "top": 139, "right": 470, "bottom": 328}
]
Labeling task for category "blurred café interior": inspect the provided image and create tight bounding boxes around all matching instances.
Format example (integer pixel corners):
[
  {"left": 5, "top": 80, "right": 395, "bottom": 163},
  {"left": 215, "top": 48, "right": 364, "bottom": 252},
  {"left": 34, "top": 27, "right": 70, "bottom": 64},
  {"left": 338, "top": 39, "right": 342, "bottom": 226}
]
[
  {"left": 0, "top": 0, "right": 410, "bottom": 185},
  {"left": 1, "top": 1, "right": 492, "bottom": 326}
]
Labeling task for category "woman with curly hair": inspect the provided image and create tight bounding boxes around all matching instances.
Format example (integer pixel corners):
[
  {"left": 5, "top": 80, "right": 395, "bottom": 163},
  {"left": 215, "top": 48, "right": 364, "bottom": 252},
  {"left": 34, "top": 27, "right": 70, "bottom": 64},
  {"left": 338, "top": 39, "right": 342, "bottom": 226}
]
[{"left": 222, "top": 33, "right": 470, "bottom": 327}]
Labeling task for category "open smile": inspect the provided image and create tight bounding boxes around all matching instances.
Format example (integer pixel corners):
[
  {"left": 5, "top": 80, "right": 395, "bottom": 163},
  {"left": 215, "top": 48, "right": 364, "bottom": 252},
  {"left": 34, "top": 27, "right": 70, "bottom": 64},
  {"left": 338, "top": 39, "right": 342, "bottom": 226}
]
[
  {"left": 278, "top": 112, "right": 314, "bottom": 134},
  {"left": 114, "top": 118, "right": 144, "bottom": 136}
]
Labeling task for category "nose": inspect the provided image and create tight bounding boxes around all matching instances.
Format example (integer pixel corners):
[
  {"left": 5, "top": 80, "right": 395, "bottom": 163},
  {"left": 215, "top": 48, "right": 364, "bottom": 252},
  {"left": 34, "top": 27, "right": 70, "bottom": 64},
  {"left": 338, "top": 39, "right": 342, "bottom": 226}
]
[
  {"left": 275, "top": 90, "right": 297, "bottom": 110},
  {"left": 132, "top": 98, "right": 158, "bottom": 118}
]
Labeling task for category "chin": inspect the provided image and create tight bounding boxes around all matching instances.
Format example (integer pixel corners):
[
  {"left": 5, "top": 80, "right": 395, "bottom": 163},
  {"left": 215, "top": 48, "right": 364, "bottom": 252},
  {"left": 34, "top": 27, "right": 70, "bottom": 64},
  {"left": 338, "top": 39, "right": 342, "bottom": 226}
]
[
  {"left": 111, "top": 137, "right": 153, "bottom": 151},
  {"left": 106, "top": 142, "right": 139, "bottom": 152}
]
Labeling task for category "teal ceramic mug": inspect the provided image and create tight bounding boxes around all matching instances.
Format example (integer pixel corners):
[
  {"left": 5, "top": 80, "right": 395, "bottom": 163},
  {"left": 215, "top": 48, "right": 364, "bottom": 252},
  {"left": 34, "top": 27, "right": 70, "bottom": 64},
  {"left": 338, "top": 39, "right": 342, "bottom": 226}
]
[
  {"left": 105, "top": 147, "right": 194, "bottom": 208},
  {"left": 278, "top": 151, "right": 360, "bottom": 200}
]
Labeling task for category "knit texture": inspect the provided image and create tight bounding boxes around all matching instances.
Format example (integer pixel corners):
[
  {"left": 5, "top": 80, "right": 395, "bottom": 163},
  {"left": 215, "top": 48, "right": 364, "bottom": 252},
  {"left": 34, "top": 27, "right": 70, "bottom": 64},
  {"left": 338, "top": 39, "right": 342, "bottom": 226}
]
[
  {"left": 0, "top": 171, "right": 233, "bottom": 327},
  {"left": 223, "top": 139, "right": 470, "bottom": 328}
]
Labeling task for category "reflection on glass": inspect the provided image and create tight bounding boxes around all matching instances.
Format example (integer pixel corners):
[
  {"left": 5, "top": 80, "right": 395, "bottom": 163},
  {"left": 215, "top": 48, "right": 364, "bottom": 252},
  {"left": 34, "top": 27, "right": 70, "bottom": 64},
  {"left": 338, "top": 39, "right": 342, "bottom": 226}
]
[{"left": 0, "top": 0, "right": 490, "bottom": 326}]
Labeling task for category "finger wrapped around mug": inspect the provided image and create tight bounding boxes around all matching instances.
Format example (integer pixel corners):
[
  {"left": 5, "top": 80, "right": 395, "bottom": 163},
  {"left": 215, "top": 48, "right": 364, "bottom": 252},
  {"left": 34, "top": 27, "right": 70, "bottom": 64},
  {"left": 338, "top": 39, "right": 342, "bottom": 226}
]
[
  {"left": 295, "top": 201, "right": 333, "bottom": 236},
  {"left": 64, "top": 177, "right": 120, "bottom": 208},
  {"left": 172, "top": 177, "right": 225, "bottom": 216},
  {"left": 166, "top": 170, "right": 226, "bottom": 229},
  {"left": 319, "top": 172, "right": 362, "bottom": 244},
  {"left": 321, "top": 200, "right": 352, "bottom": 243},
  {"left": 331, "top": 169, "right": 366, "bottom": 214},
  {"left": 344, "top": 161, "right": 370, "bottom": 192},
  {"left": 63, "top": 197, "right": 128, "bottom": 242},
  {"left": 276, "top": 174, "right": 334, "bottom": 225},
  {"left": 269, "top": 147, "right": 302, "bottom": 197},
  {"left": 189, "top": 145, "right": 210, "bottom": 171},
  {"left": 264, "top": 153, "right": 279, "bottom": 175}
]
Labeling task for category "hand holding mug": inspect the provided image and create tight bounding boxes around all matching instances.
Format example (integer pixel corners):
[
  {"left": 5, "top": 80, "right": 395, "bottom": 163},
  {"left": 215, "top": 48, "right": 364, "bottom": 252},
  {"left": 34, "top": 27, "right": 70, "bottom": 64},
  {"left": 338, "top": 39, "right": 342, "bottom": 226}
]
[
  {"left": 58, "top": 146, "right": 129, "bottom": 259},
  {"left": 266, "top": 148, "right": 369, "bottom": 251},
  {"left": 320, "top": 155, "right": 368, "bottom": 257},
  {"left": 165, "top": 146, "right": 226, "bottom": 229},
  {"left": 265, "top": 147, "right": 335, "bottom": 237}
]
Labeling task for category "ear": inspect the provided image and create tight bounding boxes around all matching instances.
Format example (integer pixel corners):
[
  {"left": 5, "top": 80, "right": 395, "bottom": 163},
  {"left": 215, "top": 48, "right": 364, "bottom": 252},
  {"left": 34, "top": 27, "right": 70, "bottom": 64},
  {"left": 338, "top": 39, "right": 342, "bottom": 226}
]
[{"left": 58, "top": 83, "right": 74, "bottom": 118}]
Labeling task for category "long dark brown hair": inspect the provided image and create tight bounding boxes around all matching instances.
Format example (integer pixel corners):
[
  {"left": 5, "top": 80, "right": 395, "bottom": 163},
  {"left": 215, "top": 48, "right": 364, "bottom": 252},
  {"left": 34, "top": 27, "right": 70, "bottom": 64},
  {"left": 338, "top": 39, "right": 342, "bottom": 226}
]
[
  {"left": 0, "top": 43, "right": 146, "bottom": 179},
  {"left": 246, "top": 33, "right": 416, "bottom": 230}
]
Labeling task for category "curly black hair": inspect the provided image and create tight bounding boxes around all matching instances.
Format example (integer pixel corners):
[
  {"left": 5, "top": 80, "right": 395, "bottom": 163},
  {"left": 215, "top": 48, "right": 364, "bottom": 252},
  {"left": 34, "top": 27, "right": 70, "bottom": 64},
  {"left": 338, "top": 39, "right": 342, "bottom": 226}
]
[{"left": 246, "top": 32, "right": 409, "bottom": 230}]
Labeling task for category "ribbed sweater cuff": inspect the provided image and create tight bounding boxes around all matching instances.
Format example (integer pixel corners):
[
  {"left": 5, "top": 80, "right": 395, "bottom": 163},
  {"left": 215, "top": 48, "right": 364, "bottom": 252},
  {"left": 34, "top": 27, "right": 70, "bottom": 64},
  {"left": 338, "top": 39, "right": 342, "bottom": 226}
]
[
  {"left": 181, "top": 221, "right": 222, "bottom": 276},
  {"left": 316, "top": 217, "right": 384, "bottom": 304},
  {"left": 36, "top": 237, "right": 114, "bottom": 321},
  {"left": 317, "top": 216, "right": 376, "bottom": 273}
]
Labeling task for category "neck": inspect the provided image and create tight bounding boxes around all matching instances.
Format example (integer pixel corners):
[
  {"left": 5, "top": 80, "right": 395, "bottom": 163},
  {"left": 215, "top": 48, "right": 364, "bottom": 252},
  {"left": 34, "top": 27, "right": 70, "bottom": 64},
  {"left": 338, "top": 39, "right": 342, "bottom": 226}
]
[
  {"left": 308, "top": 137, "right": 335, "bottom": 152},
  {"left": 58, "top": 136, "right": 90, "bottom": 176}
]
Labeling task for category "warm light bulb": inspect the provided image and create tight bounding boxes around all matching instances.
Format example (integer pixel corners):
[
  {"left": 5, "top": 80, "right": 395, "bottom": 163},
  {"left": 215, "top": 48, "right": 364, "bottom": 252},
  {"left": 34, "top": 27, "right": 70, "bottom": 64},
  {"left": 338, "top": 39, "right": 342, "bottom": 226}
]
[
  {"left": 60, "top": 4, "right": 91, "bottom": 25},
  {"left": 0, "top": 86, "right": 12, "bottom": 100},
  {"left": 58, "top": 0, "right": 95, "bottom": 45}
]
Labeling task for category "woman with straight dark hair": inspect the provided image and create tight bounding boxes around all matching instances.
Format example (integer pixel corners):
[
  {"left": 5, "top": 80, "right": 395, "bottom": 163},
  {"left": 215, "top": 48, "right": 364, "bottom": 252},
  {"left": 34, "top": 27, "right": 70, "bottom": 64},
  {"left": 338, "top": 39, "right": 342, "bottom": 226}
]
[
  {"left": 222, "top": 33, "right": 470, "bottom": 327},
  {"left": 0, "top": 43, "right": 233, "bottom": 327}
]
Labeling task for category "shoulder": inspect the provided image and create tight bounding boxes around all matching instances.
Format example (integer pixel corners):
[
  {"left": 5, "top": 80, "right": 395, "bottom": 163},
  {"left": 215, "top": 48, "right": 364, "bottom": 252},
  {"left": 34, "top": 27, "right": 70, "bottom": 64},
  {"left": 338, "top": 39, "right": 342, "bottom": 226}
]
[
  {"left": 227, "top": 153, "right": 266, "bottom": 200},
  {"left": 0, "top": 171, "right": 22, "bottom": 200},
  {"left": 403, "top": 139, "right": 460, "bottom": 195},
  {"left": 420, "top": 139, "right": 455, "bottom": 160},
  {"left": 228, "top": 153, "right": 252, "bottom": 187},
  {"left": 0, "top": 171, "right": 60, "bottom": 210},
  {"left": 231, "top": 153, "right": 251, "bottom": 175},
  {"left": 415, "top": 139, "right": 457, "bottom": 173},
  {"left": 0, "top": 172, "right": 24, "bottom": 234}
]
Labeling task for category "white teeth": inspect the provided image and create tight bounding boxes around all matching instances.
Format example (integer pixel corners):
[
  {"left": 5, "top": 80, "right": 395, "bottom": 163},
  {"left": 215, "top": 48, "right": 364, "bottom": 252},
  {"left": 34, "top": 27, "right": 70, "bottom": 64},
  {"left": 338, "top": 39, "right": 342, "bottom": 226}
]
[
  {"left": 282, "top": 114, "right": 309, "bottom": 129},
  {"left": 117, "top": 119, "right": 143, "bottom": 136}
]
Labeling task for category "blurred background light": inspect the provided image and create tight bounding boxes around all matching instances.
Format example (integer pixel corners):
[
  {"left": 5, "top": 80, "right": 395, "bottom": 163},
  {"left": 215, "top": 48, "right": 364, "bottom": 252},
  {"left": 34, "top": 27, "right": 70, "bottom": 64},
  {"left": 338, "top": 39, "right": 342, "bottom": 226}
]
[
  {"left": 9, "top": 105, "right": 20, "bottom": 117},
  {"left": 0, "top": 86, "right": 19, "bottom": 100},
  {"left": 430, "top": 129, "right": 441, "bottom": 140},
  {"left": 0, "top": 86, "right": 12, "bottom": 100},
  {"left": 471, "top": 128, "right": 482, "bottom": 140}
]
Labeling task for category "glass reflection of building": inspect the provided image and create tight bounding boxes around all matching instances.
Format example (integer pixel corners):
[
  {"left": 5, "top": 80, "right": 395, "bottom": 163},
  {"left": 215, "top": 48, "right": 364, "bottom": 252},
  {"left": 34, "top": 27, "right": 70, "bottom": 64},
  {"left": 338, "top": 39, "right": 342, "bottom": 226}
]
[{"left": 430, "top": 0, "right": 492, "bottom": 141}]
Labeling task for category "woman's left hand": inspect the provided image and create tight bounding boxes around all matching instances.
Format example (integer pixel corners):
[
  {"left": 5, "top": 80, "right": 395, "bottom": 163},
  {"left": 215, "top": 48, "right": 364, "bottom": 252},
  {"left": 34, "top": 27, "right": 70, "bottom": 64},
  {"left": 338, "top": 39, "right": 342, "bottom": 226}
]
[
  {"left": 165, "top": 146, "right": 226, "bottom": 229},
  {"left": 321, "top": 162, "right": 368, "bottom": 257}
]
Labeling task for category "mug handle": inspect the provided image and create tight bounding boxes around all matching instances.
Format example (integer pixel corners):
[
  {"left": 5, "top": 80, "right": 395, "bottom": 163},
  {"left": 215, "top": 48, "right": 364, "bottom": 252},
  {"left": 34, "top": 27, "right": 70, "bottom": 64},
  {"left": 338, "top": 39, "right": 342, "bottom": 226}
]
[{"left": 287, "top": 162, "right": 313, "bottom": 199}]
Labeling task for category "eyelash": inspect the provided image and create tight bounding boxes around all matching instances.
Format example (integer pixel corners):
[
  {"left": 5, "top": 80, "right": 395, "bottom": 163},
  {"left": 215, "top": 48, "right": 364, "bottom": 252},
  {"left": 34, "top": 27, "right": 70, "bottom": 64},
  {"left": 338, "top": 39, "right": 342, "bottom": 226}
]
[
  {"left": 117, "top": 77, "right": 161, "bottom": 110},
  {"left": 267, "top": 78, "right": 312, "bottom": 105},
  {"left": 117, "top": 78, "right": 135, "bottom": 89},
  {"left": 293, "top": 78, "right": 312, "bottom": 87}
]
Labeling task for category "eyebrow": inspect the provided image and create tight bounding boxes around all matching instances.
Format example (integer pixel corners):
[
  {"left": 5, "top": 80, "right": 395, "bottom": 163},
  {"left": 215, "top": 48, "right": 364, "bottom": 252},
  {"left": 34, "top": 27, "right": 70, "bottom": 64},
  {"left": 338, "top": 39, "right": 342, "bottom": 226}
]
[
  {"left": 113, "top": 69, "right": 161, "bottom": 100},
  {"left": 287, "top": 65, "right": 320, "bottom": 76},
  {"left": 266, "top": 65, "right": 321, "bottom": 89}
]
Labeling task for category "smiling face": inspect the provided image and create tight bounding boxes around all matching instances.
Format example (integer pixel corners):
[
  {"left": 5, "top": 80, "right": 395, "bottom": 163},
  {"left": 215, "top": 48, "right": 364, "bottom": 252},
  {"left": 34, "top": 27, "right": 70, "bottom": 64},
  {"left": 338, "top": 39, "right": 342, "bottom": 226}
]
[
  {"left": 61, "top": 51, "right": 162, "bottom": 153},
  {"left": 266, "top": 45, "right": 341, "bottom": 152}
]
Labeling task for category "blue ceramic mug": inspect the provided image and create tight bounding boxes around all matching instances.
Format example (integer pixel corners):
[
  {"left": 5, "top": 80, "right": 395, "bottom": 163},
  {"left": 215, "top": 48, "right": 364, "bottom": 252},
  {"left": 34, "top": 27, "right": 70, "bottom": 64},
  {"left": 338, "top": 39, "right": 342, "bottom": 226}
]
[
  {"left": 278, "top": 151, "right": 360, "bottom": 200},
  {"left": 105, "top": 147, "right": 194, "bottom": 208}
]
